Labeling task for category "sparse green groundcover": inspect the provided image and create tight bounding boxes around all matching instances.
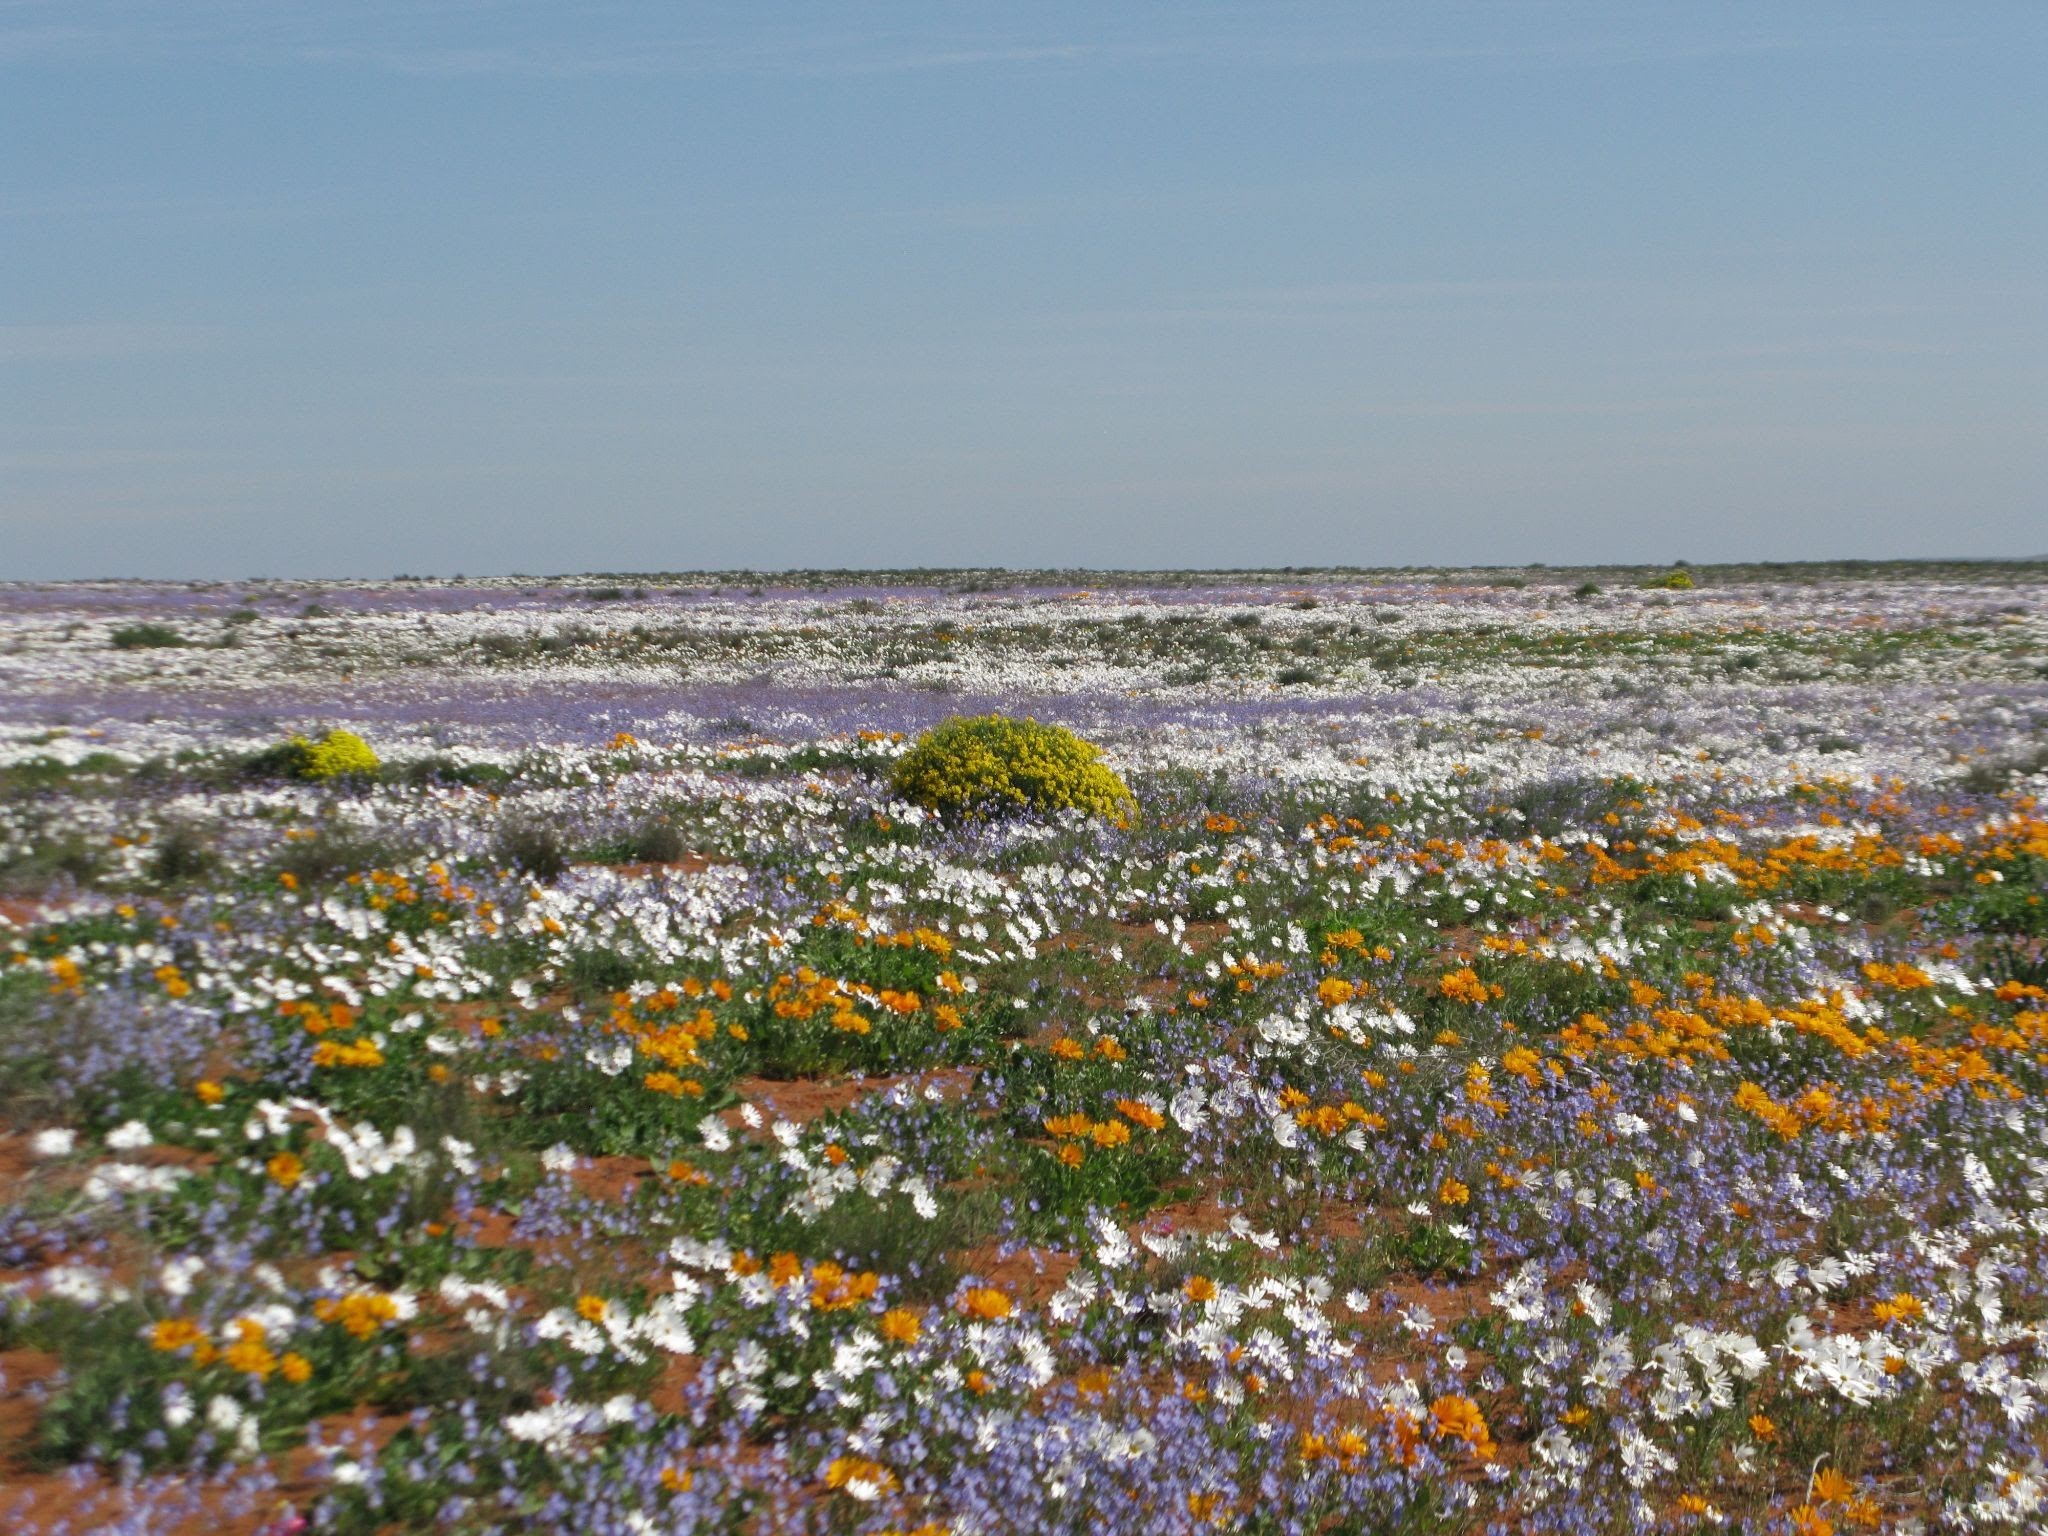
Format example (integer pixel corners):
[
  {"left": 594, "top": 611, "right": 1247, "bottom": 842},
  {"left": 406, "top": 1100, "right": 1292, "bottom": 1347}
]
[{"left": 0, "top": 566, "right": 2044, "bottom": 1533}]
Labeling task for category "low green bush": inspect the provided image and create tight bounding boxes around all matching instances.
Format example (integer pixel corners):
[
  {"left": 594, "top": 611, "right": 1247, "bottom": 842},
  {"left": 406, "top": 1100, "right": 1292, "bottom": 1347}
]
[
  {"left": 148, "top": 824, "right": 217, "bottom": 884},
  {"left": 494, "top": 819, "right": 568, "bottom": 880},
  {"left": 110, "top": 623, "right": 186, "bottom": 649}
]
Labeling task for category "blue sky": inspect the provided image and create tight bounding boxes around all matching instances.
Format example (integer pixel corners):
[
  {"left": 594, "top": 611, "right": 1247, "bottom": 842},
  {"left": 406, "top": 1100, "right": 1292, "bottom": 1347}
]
[{"left": 4, "top": 2, "right": 2045, "bottom": 577}]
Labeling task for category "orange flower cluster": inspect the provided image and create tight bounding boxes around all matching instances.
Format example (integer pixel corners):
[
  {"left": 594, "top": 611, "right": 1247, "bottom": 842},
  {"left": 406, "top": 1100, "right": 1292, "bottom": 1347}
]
[
  {"left": 822, "top": 1455, "right": 899, "bottom": 1496},
  {"left": 1298, "top": 1425, "right": 1375, "bottom": 1471},
  {"left": 608, "top": 988, "right": 725, "bottom": 1075},
  {"left": 311, "top": 1035, "right": 385, "bottom": 1069},
  {"left": 1438, "top": 968, "right": 1502, "bottom": 1005},
  {"left": 1862, "top": 960, "right": 1934, "bottom": 991},
  {"left": 957, "top": 1286, "right": 1012, "bottom": 1321},
  {"left": 766, "top": 966, "right": 902, "bottom": 1035},
  {"left": 1047, "top": 1033, "right": 1126, "bottom": 1062},
  {"left": 314, "top": 1290, "right": 399, "bottom": 1339},
  {"left": 808, "top": 1261, "right": 881, "bottom": 1312},
  {"left": 642, "top": 1071, "right": 704, "bottom": 1097},
  {"left": 1427, "top": 1393, "right": 1497, "bottom": 1460},
  {"left": 151, "top": 1317, "right": 214, "bottom": 1361},
  {"left": 1292, "top": 1099, "right": 1386, "bottom": 1137},
  {"left": 1044, "top": 1095, "right": 1165, "bottom": 1165},
  {"left": 221, "top": 1318, "right": 280, "bottom": 1378}
]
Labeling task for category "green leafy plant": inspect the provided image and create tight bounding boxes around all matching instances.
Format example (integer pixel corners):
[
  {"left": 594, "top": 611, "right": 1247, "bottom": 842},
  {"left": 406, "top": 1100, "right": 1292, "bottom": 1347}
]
[
  {"left": 110, "top": 623, "right": 187, "bottom": 649},
  {"left": 493, "top": 819, "right": 568, "bottom": 881}
]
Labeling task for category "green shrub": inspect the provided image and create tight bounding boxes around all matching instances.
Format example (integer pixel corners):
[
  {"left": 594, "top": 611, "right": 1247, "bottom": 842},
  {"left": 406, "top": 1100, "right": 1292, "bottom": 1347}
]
[
  {"left": 0, "top": 831, "right": 100, "bottom": 894},
  {"left": 629, "top": 818, "right": 687, "bottom": 864},
  {"left": 110, "top": 623, "right": 186, "bottom": 649},
  {"left": 494, "top": 819, "right": 568, "bottom": 881},
  {"left": 1644, "top": 569, "right": 1695, "bottom": 591},
  {"left": 383, "top": 755, "right": 512, "bottom": 789},
  {"left": 274, "top": 827, "right": 416, "bottom": 887},
  {"left": 148, "top": 824, "right": 216, "bottom": 884},
  {"left": 889, "top": 714, "right": 1132, "bottom": 822}
]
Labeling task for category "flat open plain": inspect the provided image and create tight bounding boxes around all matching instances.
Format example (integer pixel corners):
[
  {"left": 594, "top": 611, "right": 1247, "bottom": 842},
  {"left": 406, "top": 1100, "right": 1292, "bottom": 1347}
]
[{"left": 2, "top": 566, "right": 2045, "bottom": 1534}]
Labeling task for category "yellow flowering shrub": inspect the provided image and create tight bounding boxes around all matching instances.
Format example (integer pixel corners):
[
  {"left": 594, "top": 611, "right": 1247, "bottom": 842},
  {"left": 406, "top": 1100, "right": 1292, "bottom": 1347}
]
[
  {"left": 300, "top": 728, "right": 381, "bottom": 779},
  {"left": 889, "top": 714, "right": 1131, "bottom": 821},
  {"left": 251, "top": 728, "right": 382, "bottom": 781}
]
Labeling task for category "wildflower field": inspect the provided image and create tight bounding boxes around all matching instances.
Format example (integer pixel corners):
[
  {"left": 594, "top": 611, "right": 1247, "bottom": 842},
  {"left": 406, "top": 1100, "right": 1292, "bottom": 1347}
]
[{"left": 3, "top": 564, "right": 2047, "bottom": 1536}]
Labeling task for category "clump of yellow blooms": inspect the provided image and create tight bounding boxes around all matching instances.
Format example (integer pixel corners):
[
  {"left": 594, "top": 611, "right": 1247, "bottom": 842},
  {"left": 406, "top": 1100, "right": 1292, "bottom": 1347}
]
[
  {"left": 151, "top": 1317, "right": 214, "bottom": 1361},
  {"left": 808, "top": 1261, "right": 881, "bottom": 1312},
  {"left": 311, "top": 1034, "right": 384, "bottom": 1069},
  {"left": 315, "top": 1289, "right": 399, "bottom": 1339},
  {"left": 889, "top": 714, "right": 1132, "bottom": 822},
  {"left": 823, "top": 1454, "right": 899, "bottom": 1496},
  {"left": 1428, "top": 1393, "right": 1497, "bottom": 1459},
  {"left": 957, "top": 1285, "right": 1013, "bottom": 1321},
  {"left": 222, "top": 1318, "right": 280, "bottom": 1378},
  {"left": 643, "top": 1070, "right": 704, "bottom": 1098},
  {"left": 303, "top": 728, "right": 381, "bottom": 778},
  {"left": 1438, "top": 967, "right": 1503, "bottom": 1005},
  {"left": 262, "top": 728, "right": 382, "bottom": 780}
]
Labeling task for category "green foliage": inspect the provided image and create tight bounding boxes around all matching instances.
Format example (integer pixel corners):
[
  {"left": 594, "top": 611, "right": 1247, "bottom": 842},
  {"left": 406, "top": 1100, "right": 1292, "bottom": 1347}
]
[
  {"left": 110, "top": 623, "right": 186, "bottom": 649},
  {"left": 273, "top": 826, "right": 419, "bottom": 888},
  {"left": 627, "top": 818, "right": 686, "bottom": 864},
  {"left": 0, "top": 979, "right": 72, "bottom": 1125},
  {"left": 148, "top": 823, "right": 217, "bottom": 884},
  {"left": 0, "top": 752, "right": 127, "bottom": 796},
  {"left": 1644, "top": 569, "right": 1695, "bottom": 590},
  {"left": 889, "top": 714, "right": 1132, "bottom": 822},
  {"left": 562, "top": 945, "right": 636, "bottom": 997},
  {"left": 494, "top": 819, "right": 569, "bottom": 881},
  {"left": 26, "top": 1286, "right": 416, "bottom": 1468},
  {"left": 0, "top": 830, "right": 101, "bottom": 894},
  {"left": 382, "top": 754, "right": 513, "bottom": 789}
]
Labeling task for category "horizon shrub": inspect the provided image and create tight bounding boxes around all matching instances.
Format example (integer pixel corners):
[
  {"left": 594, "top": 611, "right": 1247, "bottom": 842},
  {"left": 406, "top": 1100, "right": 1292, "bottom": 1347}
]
[{"left": 110, "top": 623, "right": 186, "bottom": 649}]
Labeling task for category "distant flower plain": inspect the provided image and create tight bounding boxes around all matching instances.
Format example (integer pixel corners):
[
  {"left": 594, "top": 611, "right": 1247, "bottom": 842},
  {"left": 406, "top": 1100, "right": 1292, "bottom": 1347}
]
[{"left": 2, "top": 562, "right": 2046, "bottom": 1535}]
